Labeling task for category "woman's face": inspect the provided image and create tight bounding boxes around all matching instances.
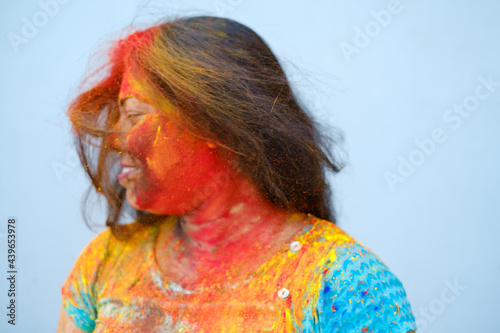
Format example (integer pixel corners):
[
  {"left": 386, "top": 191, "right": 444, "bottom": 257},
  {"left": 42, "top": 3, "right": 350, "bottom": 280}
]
[{"left": 111, "top": 85, "right": 229, "bottom": 215}]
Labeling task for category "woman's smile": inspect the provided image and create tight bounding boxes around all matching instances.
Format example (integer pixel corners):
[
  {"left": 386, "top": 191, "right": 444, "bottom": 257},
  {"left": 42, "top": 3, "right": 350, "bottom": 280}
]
[{"left": 118, "top": 165, "right": 141, "bottom": 182}]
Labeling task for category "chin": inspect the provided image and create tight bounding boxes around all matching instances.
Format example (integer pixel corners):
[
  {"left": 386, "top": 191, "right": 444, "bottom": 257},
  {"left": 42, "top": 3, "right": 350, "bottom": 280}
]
[
  {"left": 125, "top": 187, "right": 141, "bottom": 210},
  {"left": 126, "top": 186, "right": 199, "bottom": 216}
]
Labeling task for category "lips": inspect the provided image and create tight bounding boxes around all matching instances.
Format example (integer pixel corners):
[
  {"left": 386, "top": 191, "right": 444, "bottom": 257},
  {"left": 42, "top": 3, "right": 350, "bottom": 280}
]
[{"left": 118, "top": 166, "right": 141, "bottom": 182}]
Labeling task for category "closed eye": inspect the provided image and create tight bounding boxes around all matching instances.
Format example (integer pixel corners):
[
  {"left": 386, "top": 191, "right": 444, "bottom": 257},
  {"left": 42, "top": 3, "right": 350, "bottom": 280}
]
[
  {"left": 126, "top": 112, "right": 144, "bottom": 119},
  {"left": 124, "top": 112, "right": 147, "bottom": 126},
  {"left": 118, "top": 97, "right": 154, "bottom": 127}
]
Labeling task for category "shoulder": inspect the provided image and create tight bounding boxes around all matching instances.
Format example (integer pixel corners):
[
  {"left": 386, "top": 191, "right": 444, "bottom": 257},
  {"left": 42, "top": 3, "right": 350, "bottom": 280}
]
[
  {"left": 63, "top": 227, "right": 113, "bottom": 281},
  {"left": 303, "top": 216, "right": 416, "bottom": 332},
  {"left": 81, "top": 227, "right": 112, "bottom": 257},
  {"left": 77, "top": 221, "right": 162, "bottom": 276},
  {"left": 303, "top": 217, "right": 403, "bottom": 278},
  {"left": 80, "top": 220, "right": 161, "bottom": 256},
  {"left": 60, "top": 221, "right": 161, "bottom": 332}
]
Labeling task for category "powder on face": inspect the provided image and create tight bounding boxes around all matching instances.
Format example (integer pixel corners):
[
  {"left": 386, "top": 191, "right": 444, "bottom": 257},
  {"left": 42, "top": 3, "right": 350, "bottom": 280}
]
[{"left": 115, "top": 70, "right": 229, "bottom": 215}]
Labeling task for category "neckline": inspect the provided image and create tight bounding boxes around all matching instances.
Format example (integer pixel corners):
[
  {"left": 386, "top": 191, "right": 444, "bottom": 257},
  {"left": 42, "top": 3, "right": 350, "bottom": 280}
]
[{"left": 150, "top": 213, "right": 315, "bottom": 294}]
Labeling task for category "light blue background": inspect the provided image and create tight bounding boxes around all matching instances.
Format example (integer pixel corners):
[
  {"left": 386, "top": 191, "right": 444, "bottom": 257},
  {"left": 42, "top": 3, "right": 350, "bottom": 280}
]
[{"left": 1, "top": 0, "right": 499, "bottom": 332}]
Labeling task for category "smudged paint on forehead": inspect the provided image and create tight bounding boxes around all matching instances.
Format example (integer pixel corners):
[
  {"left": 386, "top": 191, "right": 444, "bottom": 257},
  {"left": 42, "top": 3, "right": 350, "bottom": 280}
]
[
  {"left": 116, "top": 27, "right": 176, "bottom": 115},
  {"left": 118, "top": 66, "right": 151, "bottom": 105}
]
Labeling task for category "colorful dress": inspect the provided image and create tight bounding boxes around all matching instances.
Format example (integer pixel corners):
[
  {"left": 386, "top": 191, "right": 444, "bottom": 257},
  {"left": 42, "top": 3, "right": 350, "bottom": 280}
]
[{"left": 61, "top": 213, "right": 416, "bottom": 332}]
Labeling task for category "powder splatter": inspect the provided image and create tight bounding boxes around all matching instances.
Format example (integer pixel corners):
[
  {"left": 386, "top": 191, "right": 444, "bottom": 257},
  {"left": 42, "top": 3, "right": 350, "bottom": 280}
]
[{"left": 61, "top": 214, "right": 416, "bottom": 332}]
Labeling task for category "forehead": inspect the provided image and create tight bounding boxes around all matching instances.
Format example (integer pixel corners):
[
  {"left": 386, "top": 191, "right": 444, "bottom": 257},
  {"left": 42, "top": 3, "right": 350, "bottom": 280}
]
[{"left": 118, "top": 64, "right": 153, "bottom": 105}]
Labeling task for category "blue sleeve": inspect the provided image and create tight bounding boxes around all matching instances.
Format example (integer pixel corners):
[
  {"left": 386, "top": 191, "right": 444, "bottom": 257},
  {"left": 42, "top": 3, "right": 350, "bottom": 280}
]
[
  {"left": 316, "top": 243, "right": 416, "bottom": 332},
  {"left": 61, "top": 230, "right": 110, "bottom": 332}
]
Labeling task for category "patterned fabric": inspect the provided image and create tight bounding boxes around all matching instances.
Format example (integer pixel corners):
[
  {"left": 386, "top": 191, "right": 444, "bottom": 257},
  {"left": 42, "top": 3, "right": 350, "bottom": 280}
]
[{"left": 61, "top": 214, "right": 416, "bottom": 332}]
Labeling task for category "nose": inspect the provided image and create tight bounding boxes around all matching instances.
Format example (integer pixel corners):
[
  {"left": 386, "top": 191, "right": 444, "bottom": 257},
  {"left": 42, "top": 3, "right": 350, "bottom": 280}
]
[
  {"left": 107, "top": 119, "right": 128, "bottom": 152},
  {"left": 107, "top": 133, "right": 126, "bottom": 152}
]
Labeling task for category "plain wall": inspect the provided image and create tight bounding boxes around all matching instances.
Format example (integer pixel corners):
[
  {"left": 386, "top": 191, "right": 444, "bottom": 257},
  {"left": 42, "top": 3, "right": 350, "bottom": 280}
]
[{"left": 1, "top": 0, "right": 499, "bottom": 332}]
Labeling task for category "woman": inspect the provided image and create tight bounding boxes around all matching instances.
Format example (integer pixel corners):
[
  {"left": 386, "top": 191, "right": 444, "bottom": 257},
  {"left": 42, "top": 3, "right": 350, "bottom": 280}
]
[{"left": 58, "top": 16, "right": 416, "bottom": 332}]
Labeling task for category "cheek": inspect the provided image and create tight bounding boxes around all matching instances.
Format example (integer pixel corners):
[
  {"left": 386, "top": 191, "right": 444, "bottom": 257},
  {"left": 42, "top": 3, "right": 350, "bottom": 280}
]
[
  {"left": 126, "top": 116, "right": 160, "bottom": 160},
  {"left": 154, "top": 137, "right": 215, "bottom": 183},
  {"left": 126, "top": 114, "right": 224, "bottom": 196},
  {"left": 125, "top": 116, "right": 196, "bottom": 179},
  {"left": 186, "top": 144, "right": 221, "bottom": 177}
]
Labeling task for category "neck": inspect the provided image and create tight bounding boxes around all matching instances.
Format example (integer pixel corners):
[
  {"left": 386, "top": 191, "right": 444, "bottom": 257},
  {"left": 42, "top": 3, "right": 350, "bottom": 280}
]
[{"left": 177, "top": 171, "right": 289, "bottom": 259}]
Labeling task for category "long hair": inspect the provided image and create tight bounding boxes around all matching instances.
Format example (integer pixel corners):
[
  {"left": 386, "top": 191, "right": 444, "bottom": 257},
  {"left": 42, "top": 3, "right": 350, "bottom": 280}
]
[{"left": 68, "top": 16, "right": 344, "bottom": 240}]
